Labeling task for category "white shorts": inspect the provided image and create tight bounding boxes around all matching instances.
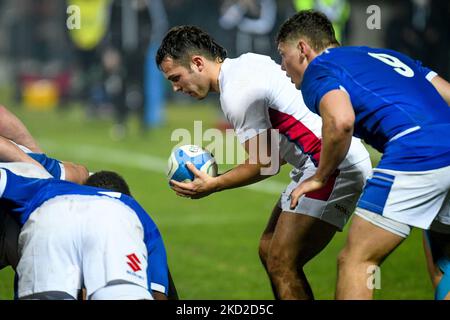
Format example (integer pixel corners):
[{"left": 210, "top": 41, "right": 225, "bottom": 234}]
[
  {"left": 17, "top": 195, "right": 151, "bottom": 299},
  {"left": 278, "top": 157, "right": 372, "bottom": 230},
  {"left": 356, "top": 166, "right": 450, "bottom": 231}
]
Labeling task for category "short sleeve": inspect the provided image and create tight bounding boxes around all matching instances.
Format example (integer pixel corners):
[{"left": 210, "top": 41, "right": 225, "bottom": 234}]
[
  {"left": 301, "top": 60, "right": 343, "bottom": 115},
  {"left": 221, "top": 90, "right": 271, "bottom": 144},
  {"left": 28, "top": 153, "right": 63, "bottom": 179},
  {"left": 413, "top": 59, "right": 437, "bottom": 82}
]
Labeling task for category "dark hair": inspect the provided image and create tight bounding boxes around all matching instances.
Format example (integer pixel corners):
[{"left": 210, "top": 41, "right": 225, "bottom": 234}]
[
  {"left": 277, "top": 10, "right": 340, "bottom": 51},
  {"left": 156, "top": 25, "right": 227, "bottom": 69},
  {"left": 85, "top": 171, "right": 131, "bottom": 196}
]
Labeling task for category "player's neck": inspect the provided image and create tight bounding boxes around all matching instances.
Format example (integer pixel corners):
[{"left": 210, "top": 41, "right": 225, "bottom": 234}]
[
  {"left": 309, "top": 45, "right": 338, "bottom": 62},
  {"left": 211, "top": 61, "right": 223, "bottom": 93}
]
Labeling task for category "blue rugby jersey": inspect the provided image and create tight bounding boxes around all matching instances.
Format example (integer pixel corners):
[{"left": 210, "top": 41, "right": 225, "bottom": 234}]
[{"left": 301, "top": 46, "right": 450, "bottom": 171}]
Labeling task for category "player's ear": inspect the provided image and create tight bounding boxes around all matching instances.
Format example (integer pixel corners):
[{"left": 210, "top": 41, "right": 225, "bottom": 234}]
[
  {"left": 191, "top": 55, "right": 205, "bottom": 72},
  {"left": 297, "top": 39, "right": 307, "bottom": 55},
  {"left": 298, "top": 39, "right": 313, "bottom": 61}
]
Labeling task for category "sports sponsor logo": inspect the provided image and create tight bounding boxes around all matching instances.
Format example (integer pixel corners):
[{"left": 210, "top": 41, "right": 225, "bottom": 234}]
[
  {"left": 126, "top": 253, "right": 142, "bottom": 272},
  {"left": 334, "top": 204, "right": 349, "bottom": 216}
]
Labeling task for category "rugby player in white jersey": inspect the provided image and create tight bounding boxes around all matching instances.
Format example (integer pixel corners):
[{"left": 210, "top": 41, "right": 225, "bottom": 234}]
[{"left": 156, "top": 25, "right": 372, "bottom": 299}]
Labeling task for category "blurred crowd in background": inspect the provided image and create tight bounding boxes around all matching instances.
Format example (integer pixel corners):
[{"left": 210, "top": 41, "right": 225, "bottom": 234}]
[{"left": 0, "top": 0, "right": 448, "bottom": 138}]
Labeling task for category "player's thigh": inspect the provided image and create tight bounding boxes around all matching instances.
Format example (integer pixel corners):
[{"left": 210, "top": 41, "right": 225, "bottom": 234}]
[
  {"left": 261, "top": 202, "right": 283, "bottom": 239},
  {"left": 82, "top": 200, "right": 149, "bottom": 298},
  {"left": 268, "top": 211, "right": 338, "bottom": 267},
  {"left": 342, "top": 214, "right": 404, "bottom": 264},
  {"left": 259, "top": 202, "right": 282, "bottom": 263}
]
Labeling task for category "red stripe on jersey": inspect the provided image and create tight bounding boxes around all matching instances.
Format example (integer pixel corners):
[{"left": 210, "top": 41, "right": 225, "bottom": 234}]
[
  {"left": 268, "top": 108, "right": 322, "bottom": 166},
  {"left": 304, "top": 170, "right": 340, "bottom": 201}
]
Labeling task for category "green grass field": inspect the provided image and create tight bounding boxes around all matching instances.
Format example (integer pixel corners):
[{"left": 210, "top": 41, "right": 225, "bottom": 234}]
[{"left": 0, "top": 101, "right": 435, "bottom": 299}]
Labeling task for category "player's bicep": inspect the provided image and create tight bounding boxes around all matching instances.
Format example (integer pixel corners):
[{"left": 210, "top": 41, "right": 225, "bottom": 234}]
[
  {"left": 243, "top": 130, "right": 270, "bottom": 163},
  {"left": 223, "top": 90, "right": 270, "bottom": 145},
  {"left": 319, "top": 89, "right": 355, "bottom": 132},
  {"left": 303, "top": 62, "right": 343, "bottom": 115},
  {"left": 431, "top": 75, "right": 450, "bottom": 106}
]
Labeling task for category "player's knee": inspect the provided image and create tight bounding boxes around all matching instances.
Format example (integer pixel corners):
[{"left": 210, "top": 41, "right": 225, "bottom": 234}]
[
  {"left": 337, "top": 248, "right": 351, "bottom": 270},
  {"left": 266, "top": 252, "right": 294, "bottom": 279},
  {"left": 337, "top": 245, "right": 368, "bottom": 269},
  {"left": 338, "top": 245, "right": 379, "bottom": 270},
  {"left": 266, "top": 257, "right": 283, "bottom": 279}
]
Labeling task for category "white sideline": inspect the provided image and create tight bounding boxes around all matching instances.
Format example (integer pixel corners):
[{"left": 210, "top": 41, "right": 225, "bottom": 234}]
[{"left": 40, "top": 140, "right": 286, "bottom": 195}]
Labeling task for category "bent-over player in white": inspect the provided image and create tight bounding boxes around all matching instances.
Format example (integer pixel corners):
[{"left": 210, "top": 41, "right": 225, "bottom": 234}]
[{"left": 156, "top": 25, "right": 372, "bottom": 299}]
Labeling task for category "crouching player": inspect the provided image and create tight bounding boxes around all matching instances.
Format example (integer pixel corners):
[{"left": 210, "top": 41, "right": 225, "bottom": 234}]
[{"left": 0, "top": 166, "right": 172, "bottom": 300}]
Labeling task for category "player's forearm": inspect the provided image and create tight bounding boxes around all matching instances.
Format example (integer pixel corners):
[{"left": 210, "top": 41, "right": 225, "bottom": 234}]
[
  {"left": 214, "top": 162, "right": 271, "bottom": 191},
  {"left": 0, "top": 136, "right": 45, "bottom": 168},
  {"left": 0, "top": 106, "right": 42, "bottom": 153},
  {"left": 314, "top": 121, "right": 353, "bottom": 183},
  {"left": 315, "top": 90, "right": 355, "bottom": 183}
]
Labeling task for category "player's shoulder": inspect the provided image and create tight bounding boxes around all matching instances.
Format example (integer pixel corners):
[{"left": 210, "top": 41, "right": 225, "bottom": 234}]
[
  {"left": 221, "top": 54, "right": 276, "bottom": 99},
  {"left": 236, "top": 52, "right": 274, "bottom": 63},
  {"left": 315, "top": 46, "right": 382, "bottom": 63},
  {"left": 306, "top": 46, "right": 385, "bottom": 77},
  {"left": 225, "top": 53, "right": 279, "bottom": 73},
  {"left": 324, "top": 46, "right": 415, "bottom": 65}
]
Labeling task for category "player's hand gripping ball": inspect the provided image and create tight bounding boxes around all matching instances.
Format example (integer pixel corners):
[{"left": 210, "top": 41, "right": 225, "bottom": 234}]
[{"left": 167, "top": 145, "right": 218, "bottom": 182}]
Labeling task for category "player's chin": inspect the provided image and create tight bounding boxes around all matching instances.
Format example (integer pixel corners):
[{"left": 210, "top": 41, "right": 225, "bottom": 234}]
[
  {"left": 196, "top": 94, "right": 207, "bottom": 100},
  {"left": 291, "top": 79, "right": 301, "bottom": 90}
]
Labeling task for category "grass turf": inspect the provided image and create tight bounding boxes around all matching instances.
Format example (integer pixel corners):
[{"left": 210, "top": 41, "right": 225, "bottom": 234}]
[{"left": 0, "top": 102, "right": 434, "bottom": 299}]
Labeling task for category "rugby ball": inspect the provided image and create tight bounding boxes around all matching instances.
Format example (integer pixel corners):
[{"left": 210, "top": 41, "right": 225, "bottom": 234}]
[{"left": 167, "top": 145, "right": 218, "bottom": 182}]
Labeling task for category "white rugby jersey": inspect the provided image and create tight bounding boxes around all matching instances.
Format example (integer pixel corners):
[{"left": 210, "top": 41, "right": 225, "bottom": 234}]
[{"left": 218, "top": 53, "right": 369, "bottom": 170}]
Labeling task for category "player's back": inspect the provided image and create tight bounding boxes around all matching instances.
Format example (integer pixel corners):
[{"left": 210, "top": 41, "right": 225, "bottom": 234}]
[
  {"left": 303, "top": 46, "right": 450, "bottom": 170},
  {"left": 0, "top": 168, "right": 160, "bottom": 238}
]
